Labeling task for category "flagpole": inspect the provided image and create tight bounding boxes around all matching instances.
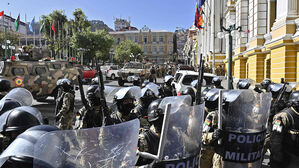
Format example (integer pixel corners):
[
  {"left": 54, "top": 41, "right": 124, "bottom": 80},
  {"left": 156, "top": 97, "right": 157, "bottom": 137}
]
[
  {"left": 25, "top": 14, "right": 27, "bottom": 46},
  {"left": 33, "top": 17, "right": 35, "bottom": 46},
  {"left": 50, "top": 20, "right": 52, "bottom": 58},
  {"left": 39, "top": 17, "right": 42, "bottom": 48}
]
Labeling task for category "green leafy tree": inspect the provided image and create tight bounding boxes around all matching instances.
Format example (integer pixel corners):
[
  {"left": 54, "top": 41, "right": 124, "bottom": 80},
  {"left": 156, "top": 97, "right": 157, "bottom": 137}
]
[
  {"left": 71, "top": 30, "right": 114, "bottom": 64},
  {"left": 71, "top": 8, "right": 91, "bottom": 34},
  {"left": 114, "top": 40, "right": 143, "bottom": 63}
]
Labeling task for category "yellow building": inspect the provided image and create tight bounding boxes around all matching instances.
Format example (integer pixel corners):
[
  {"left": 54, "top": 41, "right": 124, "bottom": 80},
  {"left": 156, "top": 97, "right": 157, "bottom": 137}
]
[
  {"left": 198, "top": 0, "right": 299, "bottom": 83},
  {"left": 109, "top": 26, "right": 174, "bottom": 63}
]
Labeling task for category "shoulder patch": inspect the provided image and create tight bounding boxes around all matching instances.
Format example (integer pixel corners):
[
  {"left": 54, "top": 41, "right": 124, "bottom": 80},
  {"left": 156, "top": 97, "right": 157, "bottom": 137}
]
[{"left": 272, "top": 118, "right": 283, "bottom": 133}]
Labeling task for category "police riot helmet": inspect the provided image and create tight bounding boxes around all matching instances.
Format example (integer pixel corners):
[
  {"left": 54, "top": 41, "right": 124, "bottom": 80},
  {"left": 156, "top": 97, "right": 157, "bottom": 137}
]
[
  {"left": 86, "top": 85, "right": 100, "bottom": 106},
  {"left": 164, "top": 75, "right": 174, "bottom": 85},
  {"left": 0, "top": 109, "right": 41, "bottom": 136},
  {"left": 1, "top": 125, "right": 58, "bottom": 168},
  {"left": 147, "top": 99, "right": 163, "bottom": 123},
  {"left": 182, "top": 87, "right": 195, "bottom": 103},
  {"left": 288, "top": 91, "right": 299, "bottom": 110},
  {"left": 114, "top": 87, "right": 139, "bottom": 115},
  {"left": 0, "top": 99, "right": 21, "bottom": 115},
  {"left": 202, "top": 87, "right": 210, "bottom": 97},
  {"left": 141, "top": 88, "right": 157, "bottom": 106},
  {"left": 237, "top": 79, "right": 251, "bottom": 89},
  {"left": 58, "top": 79, "right": 72, "bottom": 92},
  {"left": 0, "top": 79, "right": 11, "bottom": 92},
  {"left": 141, "top": 81, "right": 150, "bottom": 88},
  {"left": 212, "top": 76, "right": 222, "bottom": 87},
  {"left": 261, "top": 78, "right": 272, "bottom": 89}
]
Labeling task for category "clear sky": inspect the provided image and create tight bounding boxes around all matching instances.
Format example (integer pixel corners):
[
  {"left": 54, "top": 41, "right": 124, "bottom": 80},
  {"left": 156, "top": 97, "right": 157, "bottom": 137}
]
[{"left": 0, "top": 0, "right": 196, "bottom": 32}]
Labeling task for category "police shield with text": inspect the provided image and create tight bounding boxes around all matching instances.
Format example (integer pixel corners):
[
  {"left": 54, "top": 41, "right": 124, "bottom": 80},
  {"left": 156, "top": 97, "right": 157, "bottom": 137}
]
[{"left": 213, "top": 90, "right": 271, "bottom": 168}]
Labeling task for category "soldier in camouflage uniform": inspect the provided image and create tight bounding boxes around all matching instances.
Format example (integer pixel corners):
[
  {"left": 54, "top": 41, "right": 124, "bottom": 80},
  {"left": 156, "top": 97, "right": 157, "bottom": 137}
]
[
  {"left": 78, "top": 85, "right": 107, "bottom": 129},
  {"left": 56, "top": 79, "right": 75, "bottom": 130},
  {"left": 270, "top": 91, "right": 299, "bottom": 168},
  {"left": 137, "top": 99, "right": 163, "bottom": 166}
]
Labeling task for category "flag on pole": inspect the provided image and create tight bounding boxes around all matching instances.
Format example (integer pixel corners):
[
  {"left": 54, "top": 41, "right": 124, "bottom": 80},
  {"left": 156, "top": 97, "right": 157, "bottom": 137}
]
[
  {"left": 14, "top": 14, "right": 20, "bottom": 31},
  {"left": 29, "top": 17, "right": 35, "bottom": 32},
  {"left": 195, "top": 0, "right": 205, "bottom": 29},
  {"left": 51, "top": 20, "right": 56, "bottom": 36},
  {"left": 40, "top": 22, "right": 45, "bottom": 33},
  {"left": 0, "top": 11, "right": 4, "bottom": 20}
]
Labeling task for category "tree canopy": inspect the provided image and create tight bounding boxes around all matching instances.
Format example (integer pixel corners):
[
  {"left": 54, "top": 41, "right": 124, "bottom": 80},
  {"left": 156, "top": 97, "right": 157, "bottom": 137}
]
[{"left": 114, "top": 40, "right": 143, "bottom": 63}]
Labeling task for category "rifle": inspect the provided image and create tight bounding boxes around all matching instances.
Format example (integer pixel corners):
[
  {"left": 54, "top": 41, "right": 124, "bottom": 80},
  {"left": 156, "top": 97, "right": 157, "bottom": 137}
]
[
  {"left": 77, "top": 75, "right": 91, "bottom": 111},
  {"left": 96, "top": 63, "right": 111, "bottom": 125},
  {"left": 271, "top": 83, "right": 287, "bottom": 113},
  {"left": 195, "top": 54, "right": 204, "bottom": 105}
]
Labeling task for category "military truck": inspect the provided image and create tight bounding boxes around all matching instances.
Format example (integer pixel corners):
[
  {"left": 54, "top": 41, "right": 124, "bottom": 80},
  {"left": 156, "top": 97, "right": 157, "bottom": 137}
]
[
  {"left": 0, "top": 56, "right": 79, "bottom": 101},
  {"left": 117, "top": 62, "right": 150, "bottom": 86}
]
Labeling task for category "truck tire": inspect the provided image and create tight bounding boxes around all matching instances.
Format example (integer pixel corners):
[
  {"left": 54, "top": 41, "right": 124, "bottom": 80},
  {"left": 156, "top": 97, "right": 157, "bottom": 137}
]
[
  {"left": 111, "top": 74, "right": 116, "bottom": 80},
  {"left": 118, "top": 78, "right": 124, "bottom": 86}
]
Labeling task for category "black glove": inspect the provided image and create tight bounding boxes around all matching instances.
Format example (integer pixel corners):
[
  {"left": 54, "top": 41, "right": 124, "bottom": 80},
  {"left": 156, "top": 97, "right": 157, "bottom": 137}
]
[{"left": 212, "top": 129, "right": 224, "bottom": 140}]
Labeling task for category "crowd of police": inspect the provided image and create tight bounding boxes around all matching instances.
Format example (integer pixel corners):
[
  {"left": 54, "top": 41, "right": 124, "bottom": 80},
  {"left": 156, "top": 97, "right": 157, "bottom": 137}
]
[{"left": 0, "top": 67, "right": 296, "bottom": 167}]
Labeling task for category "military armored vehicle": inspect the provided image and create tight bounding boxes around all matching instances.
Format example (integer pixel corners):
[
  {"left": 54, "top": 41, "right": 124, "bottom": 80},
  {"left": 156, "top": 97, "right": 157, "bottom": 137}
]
[
  {"left": 117, "top": 62, "right": 150, "bottom": 86},
  {"left": 0, "top": 49, "right": 79, "bottom": 101}
]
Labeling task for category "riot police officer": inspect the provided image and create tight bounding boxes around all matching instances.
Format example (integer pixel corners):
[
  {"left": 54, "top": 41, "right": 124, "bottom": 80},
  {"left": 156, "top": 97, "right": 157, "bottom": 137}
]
[
  {"left": 56, "top": 79, "right": 75, "bottom": 130},
  {"left": 132, "top": 88, "right": 158, "bottom": 128},
  {"left": 108, "top": 87, "right": 139, "bottom": 125},
  {"left": 78, "top": 85, "right": 106, "bottom": 129},
  {"left": 181, "top": 87, "right": 196, "bottom": 105},
  {"left": 212, "top": 76, "right": 224, "bottom": 89},
  {"left": 0, "top": 107, "right": 43, "bottom": 152},
  {"left": 0, "top": 125, "right": 59, "bottom": 168},
  {"left": 137, "top": 99, "right": 163, "bottom": 166},
  {"left": 160, "top": 75, "right": 176, "bottom": 97},
  {"left": 261, "top": 78, "right": 272, "bottom": 91},
  {"left": 270, "top": 91, "right": 299, "bottom": 168}
]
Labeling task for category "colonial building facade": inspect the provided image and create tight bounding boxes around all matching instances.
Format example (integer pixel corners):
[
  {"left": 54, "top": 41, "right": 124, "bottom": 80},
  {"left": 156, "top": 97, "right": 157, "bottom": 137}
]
[
  {"left": 109, "top": 26, "right": 174, "bottom": 63},
  {"left": 197, "top": 0, "right": 299, "bottom": 83}
]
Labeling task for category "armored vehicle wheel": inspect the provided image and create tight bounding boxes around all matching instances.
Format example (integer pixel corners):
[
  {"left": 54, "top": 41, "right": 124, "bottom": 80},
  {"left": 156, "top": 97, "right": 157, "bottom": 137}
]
[{"left": 118, "top": 78, "right": 124, "bottom": 86}]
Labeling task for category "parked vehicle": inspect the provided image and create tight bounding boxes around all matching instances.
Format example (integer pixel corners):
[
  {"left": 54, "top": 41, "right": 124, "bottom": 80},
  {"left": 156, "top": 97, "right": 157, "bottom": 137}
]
[
  {"left": 117, "top": 62, "right": 150, "bottom": 86},
  {"left": 172, "top": 71, "right": 215, "bottom": 94},
  {"left": 103, "top": 65, "right": 120, "bottom": 80},
  {"left": 75, "top": 65, "right": 97, "bottom": 79}
]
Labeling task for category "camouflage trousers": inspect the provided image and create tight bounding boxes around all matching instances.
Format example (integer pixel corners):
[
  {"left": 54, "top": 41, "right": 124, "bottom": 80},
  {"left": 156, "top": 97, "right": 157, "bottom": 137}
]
[
  {"left": 58, "top": 117, "right": 73, "bottom": 130},
  {"left": 200, "top": 146, "right": 215, "bottom": 168}
]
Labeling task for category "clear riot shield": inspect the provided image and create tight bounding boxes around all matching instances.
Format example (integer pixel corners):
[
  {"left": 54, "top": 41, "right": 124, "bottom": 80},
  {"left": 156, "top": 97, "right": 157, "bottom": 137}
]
[
  {"left": 153, "top": 101, "right": 205, "bottom": 168},
  {"left": 159, "top": 95, "right": 192, "bottom": 113},
  {"left": 33, "top": 119, "right": 140, "bottom": 168},
  {"left": 103, "top": 86, "right": 119, "bottom": 103},
  {"left": 143, "top": 82, "right": 160, "bottom": 97},
  {"left": 0, "top": 88, "right": 33, "bottom": 111},
  {"left": 221, "top": 90, "right": 272, "bottom": 168},
  {"left": 114, "top": 86, "right": 142, "bottom": 100}
]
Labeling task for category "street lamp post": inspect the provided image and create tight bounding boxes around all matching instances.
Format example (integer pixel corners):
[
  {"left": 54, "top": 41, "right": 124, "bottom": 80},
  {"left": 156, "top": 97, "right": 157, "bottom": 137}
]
[{"left": 217, "top": 24, "right": 242, "bottom": 89}]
